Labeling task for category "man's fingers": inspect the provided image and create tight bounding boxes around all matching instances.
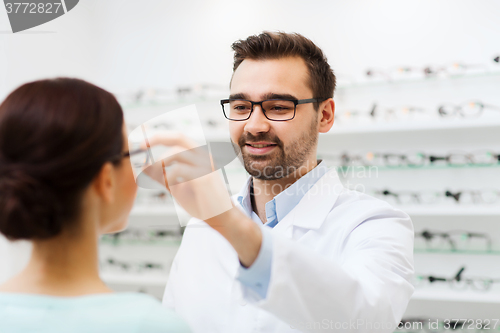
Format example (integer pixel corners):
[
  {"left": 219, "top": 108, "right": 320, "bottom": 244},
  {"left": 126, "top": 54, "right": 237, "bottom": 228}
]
[
  {"left": 156, "top": 146, "right": 197, "bottom": 166},
  {"left": 164, "top": 163, "right": 201, "bottom": 186},
  {"left": 140, "top": 132, "right": 198, "bottom": 150},
  {"left": 161, "top": 146, "right": 212, "bottom": 171}
]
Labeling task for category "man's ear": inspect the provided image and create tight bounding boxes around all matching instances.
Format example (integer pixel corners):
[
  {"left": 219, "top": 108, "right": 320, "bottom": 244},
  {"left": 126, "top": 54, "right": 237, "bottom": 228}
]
[
  {"left": 92, "top": 162, "right": 116, "bottom": 204},
  {"left": 318, "top": 98, "right": 335, "bottom": 133}
]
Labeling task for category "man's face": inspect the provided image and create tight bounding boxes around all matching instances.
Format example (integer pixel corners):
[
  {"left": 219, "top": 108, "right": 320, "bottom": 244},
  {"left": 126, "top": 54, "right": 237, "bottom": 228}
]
[{"left": 229, "top": 56, "right": 319, "bottom": 180}]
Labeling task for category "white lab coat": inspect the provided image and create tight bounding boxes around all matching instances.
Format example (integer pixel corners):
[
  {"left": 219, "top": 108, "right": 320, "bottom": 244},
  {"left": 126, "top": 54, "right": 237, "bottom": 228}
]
[{"left": 163, "top": 168, "right": 414, "bottom": 333}]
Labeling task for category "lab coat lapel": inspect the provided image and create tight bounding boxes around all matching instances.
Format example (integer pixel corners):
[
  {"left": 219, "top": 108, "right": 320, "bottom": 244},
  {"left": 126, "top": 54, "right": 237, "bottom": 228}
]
[{"left": 274, "top": 167, "right": 344, "bottom": 233}]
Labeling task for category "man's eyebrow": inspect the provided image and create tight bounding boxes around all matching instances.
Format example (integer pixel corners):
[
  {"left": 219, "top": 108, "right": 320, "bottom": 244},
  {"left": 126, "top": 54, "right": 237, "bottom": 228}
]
[
  {"left": 228, "top": 93, "right": 299, "bottom": 100},
  {"left": 262, "top": 93, "right": 298, "bottom": 100},
  {"left": 229, "top": 93, "right": 248, "bottom": 99}
]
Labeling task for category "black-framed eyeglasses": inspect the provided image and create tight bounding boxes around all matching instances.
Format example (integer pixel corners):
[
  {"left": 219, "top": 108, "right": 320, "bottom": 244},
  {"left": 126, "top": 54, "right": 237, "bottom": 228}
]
[
  {"left": 321, "top": 150, "right": 500, "bottom": 168},
  {"left": 101, "top": 257, "right": 164, "bottom": 273},
  {"left": 414, "top": 267, "right": 500, "bottom": 292},
  {"left": 374, "top": 189, "right": 442, "bottom": 205},
  {"left": 415, "top": 229, "right": 492, "bottom": 252},
  {"left": 374, "top": 188, "right": 500, "bottom": 205},
  {"left": 220, "top": 98, "right": 327, "bottom": 121},
  {"left": 445, "top": 189, "right": 500, "bottom": 205}
]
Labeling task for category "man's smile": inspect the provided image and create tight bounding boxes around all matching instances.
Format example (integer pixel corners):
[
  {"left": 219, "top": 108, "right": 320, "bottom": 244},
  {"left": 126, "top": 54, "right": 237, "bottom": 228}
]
[{"left": 245, "top": 142, "right": 277, "bottom": 155}]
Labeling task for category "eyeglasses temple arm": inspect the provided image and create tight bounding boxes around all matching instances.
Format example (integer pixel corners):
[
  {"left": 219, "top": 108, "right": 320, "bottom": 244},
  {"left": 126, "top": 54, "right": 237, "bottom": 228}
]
[
  {"left": 296, "top": 98, "right": 327, "bottom": 105},
  {"left": 454, "top": 266, "right": 466, "bottom": 281}
]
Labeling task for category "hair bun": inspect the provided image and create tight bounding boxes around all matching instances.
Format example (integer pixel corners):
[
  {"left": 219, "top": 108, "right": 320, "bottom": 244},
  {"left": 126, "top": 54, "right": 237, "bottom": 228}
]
[{"left": 0, "top": 165, "right": 63, "bottom": 240}]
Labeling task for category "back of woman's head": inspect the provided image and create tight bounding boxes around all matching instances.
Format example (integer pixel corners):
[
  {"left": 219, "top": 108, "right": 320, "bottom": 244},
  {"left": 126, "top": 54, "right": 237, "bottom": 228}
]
[{"left": 0, "top": 78, "right": 124, "bottom": 241}]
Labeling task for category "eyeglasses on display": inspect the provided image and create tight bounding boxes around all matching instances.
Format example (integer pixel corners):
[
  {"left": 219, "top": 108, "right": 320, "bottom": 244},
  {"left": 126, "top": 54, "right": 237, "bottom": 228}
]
[
  {"left": 116, "top": 83, "right": 229, "bottom": 106},
  {"left": 374, "top": 188, "right": 500, "bottom": 205},
  {"left": 335, "top": 104, "right": 426, "bottom": 122},
  {"left": 444, "top": 189, "right": 500, "bottom": 205},
  {"left": 414, "top": 267, "right": 500, "bottom": 292},
  {"left": 101, "top": 228, "right": 182, "bottom": 245},
  {"left": 101, "top": 257, "right": 165, "bottom": 273},
  {"left": 370, "top": 103, "right": 426, "bottom": 120},
  {"left": 374, "top": 189, "right": 442, "bottom": 205},
  {"left": 220, "top": 98, "right": 327, "bottom": 121},
  {"left": 335, "top": 100, "right": 500, "bottom": 124},
  {"left": 438, "top": 101, "right": 500, "bottom": 118},
  {"left": 365, "top": 62, "right": 489, "bottom": 81},
  {"left": 415, "top": 229, "right": 492, "bottom": 252},
  {"left": 427, "top": 151, "right": 500, "bottom": 166},
  {"left": 321, "top": 150, "right": 500, "bottom": 168}
]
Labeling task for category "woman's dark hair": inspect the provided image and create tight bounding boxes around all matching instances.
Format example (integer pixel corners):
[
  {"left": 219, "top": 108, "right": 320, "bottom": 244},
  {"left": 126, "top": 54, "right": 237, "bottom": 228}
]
[{"left": 0, "top": 78, "right": 124, "bottom": 241}]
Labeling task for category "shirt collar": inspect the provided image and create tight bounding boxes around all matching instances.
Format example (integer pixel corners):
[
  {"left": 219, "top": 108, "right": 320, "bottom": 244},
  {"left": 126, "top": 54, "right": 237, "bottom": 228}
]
[{"left": 236, "top": 160, "right": 329, "bottom": 223}]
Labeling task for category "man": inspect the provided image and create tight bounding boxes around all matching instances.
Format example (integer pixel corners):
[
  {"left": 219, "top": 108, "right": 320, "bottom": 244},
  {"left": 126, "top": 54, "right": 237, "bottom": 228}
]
[{"left": 159, "top": 31, "right": 414, "bottom": 333}]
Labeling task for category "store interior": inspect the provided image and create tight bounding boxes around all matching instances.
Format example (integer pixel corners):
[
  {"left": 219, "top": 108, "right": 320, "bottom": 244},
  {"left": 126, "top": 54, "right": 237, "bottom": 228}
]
[{"left": 1, "top": 0, "right": 500, "bottom": 330}]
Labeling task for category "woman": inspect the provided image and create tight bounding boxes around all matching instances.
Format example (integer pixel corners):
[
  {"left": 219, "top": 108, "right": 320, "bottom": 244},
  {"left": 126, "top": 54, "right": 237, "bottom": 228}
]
[{"left": 0, "top": 78, "right": 190, "bottom": 332}]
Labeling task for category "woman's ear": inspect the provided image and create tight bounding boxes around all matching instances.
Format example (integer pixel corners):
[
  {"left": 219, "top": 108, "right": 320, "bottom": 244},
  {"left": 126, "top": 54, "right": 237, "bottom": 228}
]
[
  {"left": 92, "top": 162, "right": 116, "bottom": 204},
  {"left": 318, "top": 98, "right": 335, "bottom": 133}
]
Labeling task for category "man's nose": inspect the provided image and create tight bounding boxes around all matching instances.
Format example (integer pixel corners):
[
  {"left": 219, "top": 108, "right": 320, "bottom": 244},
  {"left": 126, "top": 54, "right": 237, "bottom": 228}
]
[{"left": 244, "top": 105, "right": 271, "bottom": 134}]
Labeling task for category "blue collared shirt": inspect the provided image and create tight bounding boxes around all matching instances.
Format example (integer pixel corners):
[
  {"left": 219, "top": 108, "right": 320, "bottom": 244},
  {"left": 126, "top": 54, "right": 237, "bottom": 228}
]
[{"left": 236, "top": 160, "right": 329, "bottom": 300}]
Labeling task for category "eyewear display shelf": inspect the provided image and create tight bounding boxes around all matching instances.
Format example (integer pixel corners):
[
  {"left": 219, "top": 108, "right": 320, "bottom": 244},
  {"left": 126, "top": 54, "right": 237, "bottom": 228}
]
[
  {"left": 99, "top": 204, "right": 183, "bottom": 300},
  {"left": 100, "top": 70, "right": 500, "bottom": 311},
  {"left": 325, "top": 69, "right": 500, "bottom": 322}
]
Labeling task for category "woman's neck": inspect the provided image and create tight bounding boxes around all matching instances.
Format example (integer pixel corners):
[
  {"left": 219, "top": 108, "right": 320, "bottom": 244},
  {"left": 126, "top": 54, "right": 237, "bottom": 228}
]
[{"left": 0, "top": 222, "right": 112, "bottom": 296}]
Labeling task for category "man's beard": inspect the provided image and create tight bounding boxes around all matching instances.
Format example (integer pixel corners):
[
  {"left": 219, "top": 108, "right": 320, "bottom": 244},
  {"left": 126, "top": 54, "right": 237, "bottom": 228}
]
[{"left": 231, "top": 116, "right": 318, "bottom": 180}]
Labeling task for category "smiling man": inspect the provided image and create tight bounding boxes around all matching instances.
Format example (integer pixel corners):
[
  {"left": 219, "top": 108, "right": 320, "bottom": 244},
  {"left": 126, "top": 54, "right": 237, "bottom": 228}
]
[{"left": 162, "top": 32, "right": 414, "bottom": 333}]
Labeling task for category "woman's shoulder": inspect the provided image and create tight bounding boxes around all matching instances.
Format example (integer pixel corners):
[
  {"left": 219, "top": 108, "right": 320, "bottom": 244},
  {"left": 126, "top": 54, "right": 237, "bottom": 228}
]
[
  {"left": 88, "top": 292, "right": 191, "bottom": 332},
  {"left": 94, "top": 293, "right": 191, "bottom": 332},
  {"left": 0, "top": 291, "right": 158, "bottom": 306},
  {"left": 0, "top": 292, "right": 190, "bottom": 333},
  {"left": 132, "top": 294, "right": 191, "bottom": 333}
]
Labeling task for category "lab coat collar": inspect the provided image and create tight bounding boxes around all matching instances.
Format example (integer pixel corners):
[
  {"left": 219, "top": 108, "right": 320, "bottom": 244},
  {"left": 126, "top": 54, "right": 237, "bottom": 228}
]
[
  {"left": 236, "top": 176, "right": 253, "bottom": 217},
  {"left": 289, "top": 167, "right": 344, "bottom": 230}
]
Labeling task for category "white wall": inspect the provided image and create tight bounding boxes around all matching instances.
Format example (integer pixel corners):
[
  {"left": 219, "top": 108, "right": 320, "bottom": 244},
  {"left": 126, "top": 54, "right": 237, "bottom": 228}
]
[
  {"left": 86, "top": 0, "right": 500, "bottom": 93},
  {"left": 0, "top": 0, "right": 99, "bottom": 100},
  {"left": 2, "top": 0, "right": 500, "bottom": 96}
]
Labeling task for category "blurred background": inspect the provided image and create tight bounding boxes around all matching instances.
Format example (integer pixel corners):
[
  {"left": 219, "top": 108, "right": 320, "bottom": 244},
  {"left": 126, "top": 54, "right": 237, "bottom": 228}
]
[{"left": 1, "top": 0, "right": 500, "bottom": 329}]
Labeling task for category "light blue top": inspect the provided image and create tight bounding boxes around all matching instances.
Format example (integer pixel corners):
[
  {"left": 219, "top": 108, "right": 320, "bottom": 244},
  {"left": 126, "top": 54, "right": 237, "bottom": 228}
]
[
  {"left": 0, "top": 292, "right": 191, "bottom": 333},
  {"left": 236, "top": 160, "right": 329, "bottom": 300}
]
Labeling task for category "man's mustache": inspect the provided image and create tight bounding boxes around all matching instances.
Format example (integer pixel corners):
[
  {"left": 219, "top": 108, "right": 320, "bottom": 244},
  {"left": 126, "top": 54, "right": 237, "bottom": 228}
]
[{"left": 238, "top": 133, "right": 283, "bottom": 148}]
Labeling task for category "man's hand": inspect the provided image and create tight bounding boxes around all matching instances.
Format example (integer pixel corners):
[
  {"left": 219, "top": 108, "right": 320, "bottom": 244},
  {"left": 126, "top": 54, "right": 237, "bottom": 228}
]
[
  {"left": 140, "top": 132, "right": 232, "bottom": 220},
  {"left": 140, "top": 132, "right": 262, "bottom": 266}
]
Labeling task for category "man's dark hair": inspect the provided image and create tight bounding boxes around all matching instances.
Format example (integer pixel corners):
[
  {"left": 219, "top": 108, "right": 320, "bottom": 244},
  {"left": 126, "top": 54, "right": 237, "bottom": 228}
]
[{"left": 231, "top": 31, "right": 336, "bottom": 109}]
